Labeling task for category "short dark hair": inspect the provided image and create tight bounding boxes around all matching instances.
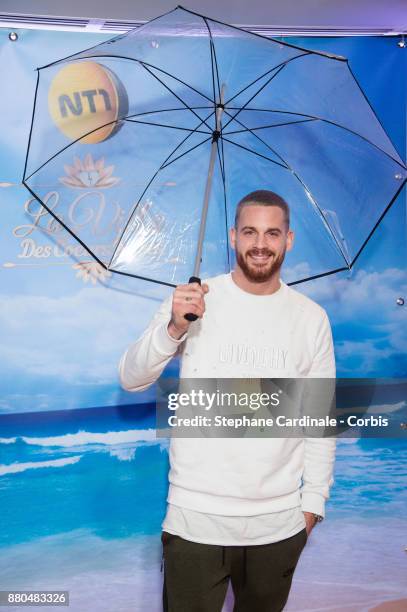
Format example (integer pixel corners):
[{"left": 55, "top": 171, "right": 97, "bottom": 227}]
[{"left": 234, "top": 190, "right": 290, "bottom": 229}]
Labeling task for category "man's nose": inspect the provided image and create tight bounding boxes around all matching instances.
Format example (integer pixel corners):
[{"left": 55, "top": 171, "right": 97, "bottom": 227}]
[{"left": 254, "top": 233, "right": 267, "bottom": 248}]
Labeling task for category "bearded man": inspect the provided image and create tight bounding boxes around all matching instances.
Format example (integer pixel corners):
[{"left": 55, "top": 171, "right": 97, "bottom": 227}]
[{"left": 119, "top": 189, "right": 336, "bottom": 612}]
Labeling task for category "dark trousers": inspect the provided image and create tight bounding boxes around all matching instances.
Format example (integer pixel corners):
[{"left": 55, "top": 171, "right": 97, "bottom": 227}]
[{"left": 161, "top": 528, "right": 307, "bottom": 612}]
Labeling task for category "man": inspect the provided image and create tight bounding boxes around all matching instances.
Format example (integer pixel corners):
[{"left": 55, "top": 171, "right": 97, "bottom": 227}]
[{"left": 119, "top": 190, "right": 336, "bottom": 612}]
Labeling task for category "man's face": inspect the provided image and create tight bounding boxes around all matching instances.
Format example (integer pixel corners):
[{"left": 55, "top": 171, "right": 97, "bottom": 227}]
[{"left": 230, "top": 205, "right": 294, "bottom": 283}]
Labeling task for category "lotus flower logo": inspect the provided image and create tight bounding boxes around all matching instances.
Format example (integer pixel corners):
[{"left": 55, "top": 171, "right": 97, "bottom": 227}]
[
  {"left": 59, "top": 154, "right": 120, "bottom": 189},
  {"left": 72, "top": 261, "right": 112, "bottom": 284}
]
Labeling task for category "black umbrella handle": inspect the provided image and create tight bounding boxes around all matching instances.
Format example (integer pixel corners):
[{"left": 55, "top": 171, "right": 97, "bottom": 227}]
[{"left": 184, "top": 276, "right": 201, "bottom": 322}]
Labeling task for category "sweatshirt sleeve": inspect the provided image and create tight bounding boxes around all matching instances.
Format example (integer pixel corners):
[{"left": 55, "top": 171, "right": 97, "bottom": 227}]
[
  {"left": 118, "top": 295, "right": 187, "bottom": 392},
  {"left": 300, "top": 309, "right": 337, "bottom": 518}
]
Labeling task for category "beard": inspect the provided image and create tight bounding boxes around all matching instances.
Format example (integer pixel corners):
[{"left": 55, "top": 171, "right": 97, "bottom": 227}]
[{"left": 236, "top": 246, "right": 286, "bottom": 283}]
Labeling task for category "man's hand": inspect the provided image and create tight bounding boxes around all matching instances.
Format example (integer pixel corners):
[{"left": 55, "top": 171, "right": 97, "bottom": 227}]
[
  {"left": 303, "top": 511, "right": 318, "bottom": 537},
  {"left": 167, "top": 282, "right": 209, "bottom": 340}
]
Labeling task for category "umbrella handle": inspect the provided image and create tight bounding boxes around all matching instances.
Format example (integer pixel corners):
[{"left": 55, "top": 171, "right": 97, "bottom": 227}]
[{"left": 184, "top": 276, "right": 201, "bottom": 321}]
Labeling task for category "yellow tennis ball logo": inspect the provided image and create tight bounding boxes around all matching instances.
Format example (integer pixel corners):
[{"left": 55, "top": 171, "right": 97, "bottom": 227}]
[{"left": 48, "top": 61, "right": 128, "bottom": 144}]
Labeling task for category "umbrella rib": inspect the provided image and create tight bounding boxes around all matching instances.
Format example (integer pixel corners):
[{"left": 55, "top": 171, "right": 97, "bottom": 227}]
[
  {"left": 107, "top": 109, "right": 215, "bottom": 269},
  {"left": 136, "top": 57, "right": 214, "bottom": 104},
  {"left": 211, "top": 39, "right": 222, "bottom": 105},
  {"left": 127, "top": 106, "right": 213, "bottom": 119},
  {"left": 215, "top": 139, "right": 231, "bottom": 272},
  {"left": 203, "top": 18, "right": 219, "bottom": 107},
  {"left": 287, "top": 266, "right": 349, "bottom": 286},
  {"left": 225, "top": 52, "right": 310, "bottom": 108},
  {"left": 224, "top": 118, "right": 317, "bottom": 134},
  {"left": 203, "top": 16, "right": 222, "bottom": 104},
  {"left": 106, "top": 268, "right": 177, "bottom": 288},
  {"left": 224, "top": 108, "right": 406, "bottom": 169},
  {"left": 221, "top": 136, "right": 288, "bottom": 169},
  {"left": 23, "top": 69, "right": 40, "bottom": 182},
  {"left": 223, "top": 107, "right": 291, "bottom": 168},
  {"left": 222, "top": 63, "right": 288, "bottom": 131},
  {"left": 312, "top": 117, "right": 406, "bottom": 169},
  {"left": 346, "top": 60, "right": 405, "bottom": 168},
  {"left": 160, "top": 135, "right": 213, "bottom": 170},
  {"left": 217, "top": 130, "right": 226, "bottom": 182},
  {"left": 124, "top": 118, "right": 210, "bottom": 133},
  {"left": 220, "top": 128, "right": 226, "bottom": 181},
  {"left": 209, "top": 39, "right": 218, "bottom": 105},
  {"left": 140, "top": 62, "right": 214, "bottom": 132},
  {"left": 24, "top": 117, "right": 124, "bottom": 182},
  {"left": 160, "top": 109, "right": 216, "bottom": 168},
  {"left": 349, "top": 178, "right": 407, "bottom": 269}
]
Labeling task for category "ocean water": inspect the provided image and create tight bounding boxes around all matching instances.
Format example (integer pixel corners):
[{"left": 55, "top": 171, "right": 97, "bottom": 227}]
[{"left": 0, "top": 400, "right": 406, "bottom": 611}]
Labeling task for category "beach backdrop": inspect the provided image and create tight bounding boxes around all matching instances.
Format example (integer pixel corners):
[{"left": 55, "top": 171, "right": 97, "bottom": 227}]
[{"left": 0, "top": 26, "right": 406, "bottom": 611}]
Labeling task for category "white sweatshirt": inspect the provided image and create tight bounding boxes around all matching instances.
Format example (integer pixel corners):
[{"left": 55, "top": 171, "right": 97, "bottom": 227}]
[{"left": 119, "top": 273, "right": 336, "bottom": 518}]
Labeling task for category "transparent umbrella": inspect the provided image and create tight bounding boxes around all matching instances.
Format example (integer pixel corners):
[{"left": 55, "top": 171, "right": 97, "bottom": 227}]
[{"left": 23, "top": 6, "right": 406, "bottom": 293}]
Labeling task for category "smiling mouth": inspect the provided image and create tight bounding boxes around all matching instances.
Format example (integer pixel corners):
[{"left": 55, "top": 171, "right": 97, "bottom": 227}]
[{"left": 248, "top": 253, "right": 273, "bottom": 264}]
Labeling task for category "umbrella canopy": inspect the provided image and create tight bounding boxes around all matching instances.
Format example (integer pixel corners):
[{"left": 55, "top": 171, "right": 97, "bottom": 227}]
[{"left": 23, "top": 6, "right": 406, "bottom": 287}]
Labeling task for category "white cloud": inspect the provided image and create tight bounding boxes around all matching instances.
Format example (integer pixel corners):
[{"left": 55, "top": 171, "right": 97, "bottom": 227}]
[
  {"left": 291, "top": 266, "right": 407, "bottom": 375},
  {"left": 0, "top": 284, "right": 171, "bottom": 384},
  {"left": 282, "top": 261, "right": 312, "bottom": 284},
  {"left": 336, "top": 339, "right": 402, "bottom": 375},
  {"left": 298, "top": 267, "right": 407, "bottom": 321}
]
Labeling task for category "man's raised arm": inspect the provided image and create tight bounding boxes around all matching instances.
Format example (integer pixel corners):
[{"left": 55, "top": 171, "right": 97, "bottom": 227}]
[
  {"left": 118, "top": 282, "right": 209, "bottom": 392},
  {"left": 118, "top": 296, "right": 185, "bottom": 392}
]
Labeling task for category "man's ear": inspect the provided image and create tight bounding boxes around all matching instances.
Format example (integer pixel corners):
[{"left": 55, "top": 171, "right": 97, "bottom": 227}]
[
  {"left": 286, "top": 229, "right": 294, "bottom": 252},
  {"left": 230, "top": 226, "right": 236, "bottom": 250}
]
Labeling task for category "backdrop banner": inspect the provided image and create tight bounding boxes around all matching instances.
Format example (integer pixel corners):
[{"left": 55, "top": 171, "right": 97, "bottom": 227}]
[{"left": 0, "top": 26, "right": 405, "bottom": 612}]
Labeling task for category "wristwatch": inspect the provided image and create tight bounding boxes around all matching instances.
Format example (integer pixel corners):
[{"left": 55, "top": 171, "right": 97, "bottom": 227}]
[{"left": 314, "top": 514, "right": 324, "bottom": 523}]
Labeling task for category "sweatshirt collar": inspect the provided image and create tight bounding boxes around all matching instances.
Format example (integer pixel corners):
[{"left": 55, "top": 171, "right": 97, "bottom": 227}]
[{"left": 224, "top": 273, "right": 287, "bottom": 301}]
